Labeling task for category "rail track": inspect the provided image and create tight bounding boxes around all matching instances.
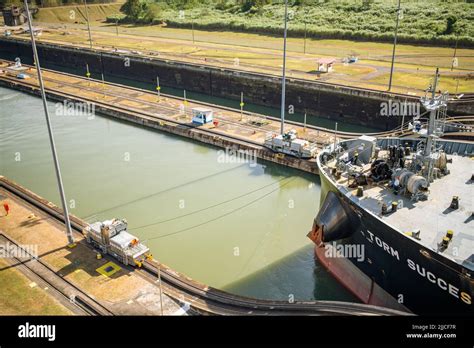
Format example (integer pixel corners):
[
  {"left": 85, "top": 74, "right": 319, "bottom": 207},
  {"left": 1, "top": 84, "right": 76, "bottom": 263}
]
[
  {"left": 0, "top": 232, "right": 114, "bottom": 316},
  {"left": 0, "top": 176, "right": 412, "bottom": 316},
  {"left": 0, "top": 61, "right": 423, "bottom": 142},
  {"left": 24, "top": 69, "right": 474, "bottom": 141}
]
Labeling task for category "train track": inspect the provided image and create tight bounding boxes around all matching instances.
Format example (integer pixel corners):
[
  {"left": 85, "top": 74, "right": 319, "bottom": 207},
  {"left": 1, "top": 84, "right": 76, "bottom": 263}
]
[
  {"left": 0, "top": 232, "right": 114, "bottom": 316},
  {"left": 0, "top": 61, "right": 418, "bottom": 141},
  {"left": 1, "top": 61, "right": 471, "bottom": 158},
  {"left": 0, "top": 176, "right": 412, "bottom": 316}
]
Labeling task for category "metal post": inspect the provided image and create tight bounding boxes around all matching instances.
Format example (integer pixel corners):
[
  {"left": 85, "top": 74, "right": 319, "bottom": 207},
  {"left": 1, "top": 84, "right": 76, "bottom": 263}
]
[
  {"left": 303, "top": 112, "right": 307, "bottom": 132},
  {"left": 280, "top": 0, "right": 288, "bottom": 135},
  {"left": 183, "top": 90, "right": 187, "bottom": 115},
  {"left": 83, "top": 0, "right": 93, "bottom": 49},
  {"left": 156, "top": 76, "right": 161, "bottom": 100},
  {"left": 101, "top": 72, "right": 105, "bottom": 98},
  {"left": 85, "top": 63, "right": 90, "bottom": 84},
  {"left": 303, "top": 21, "right": 307, "bottom": 54},
  {"left": 333, "top": 122, "right": 338, "bottom": 153},
  {"left": 115, "top": 19, "right": 119, "bottom": 37},
  {"left": 388, "top": 0, "right": 401, "bottom": 91},
  {"left": 431, "top": 67, "right": 439, "bottom": 100},
  {"left": 240, "top": 91, "right": 244, "bottom": 121},
  {"left": 23, "top": 0, "right": 75, "bottom": 246},
  {"left": 424, "top": 68, "right": 439, "bottom": 159},
  {"left": 157, "top": 262, "right": 164, "bottom": 316},
  {"left": 451, "top": 35, "right": 458, "bottom": 71},
  {"left": 401, "top": 98, "right": 406, "bottom": 133}
]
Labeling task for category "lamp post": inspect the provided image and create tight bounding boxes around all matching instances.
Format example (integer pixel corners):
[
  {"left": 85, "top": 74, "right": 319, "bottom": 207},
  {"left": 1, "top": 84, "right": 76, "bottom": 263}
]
[
  {"left": 280, "top": 0, "right": 289, "bottom": 135},
  {"left": 388, "top": 0, "right": 401, "bottom": 91},
  {"left": 303, "top": 21, "right": 307, "bottom": 54},
  {"left": 83, "top": 0, "right": 93, "bottom": 49},
  {"left": 451, "top": 35, "right": 459, "bottom": 71},
  {"left": 23, "top": 0, "right": 75, "bottom": 247}
]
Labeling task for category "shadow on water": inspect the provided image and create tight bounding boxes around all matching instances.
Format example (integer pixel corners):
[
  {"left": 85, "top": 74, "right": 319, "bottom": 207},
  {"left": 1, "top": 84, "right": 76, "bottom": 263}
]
[{"left": 223, "top": 243, "right": 359, "bottom": 303}]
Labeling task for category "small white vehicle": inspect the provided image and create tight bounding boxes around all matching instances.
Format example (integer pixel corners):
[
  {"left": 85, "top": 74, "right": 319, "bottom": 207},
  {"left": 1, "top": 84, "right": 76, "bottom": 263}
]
[
  {"left": 16, "top": 73, "right": 30, "bottom": 79},
  {"left": 264, "top": 130, "right": 318, "bottom": 159},
  {"left": 192, "top": 107, "right": 214, "bottom": 125},
  {"left": 83, "top": 218, "right": 151, "bottom": 267}
]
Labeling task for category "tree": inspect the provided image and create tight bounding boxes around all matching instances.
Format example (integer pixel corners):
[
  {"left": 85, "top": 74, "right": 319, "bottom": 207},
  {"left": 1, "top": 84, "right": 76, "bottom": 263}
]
[
  {"left": 121, "top": 0, "right": 143, "bottom": 20},
  {"left": 445, "top": 15, "right": 457, "bottom": 35},
  {"left": 143, "top": 2, "right": 161, "bottom": 23},
  {"left": 241, "top": 0, "right": 271, "bottom": 13}
]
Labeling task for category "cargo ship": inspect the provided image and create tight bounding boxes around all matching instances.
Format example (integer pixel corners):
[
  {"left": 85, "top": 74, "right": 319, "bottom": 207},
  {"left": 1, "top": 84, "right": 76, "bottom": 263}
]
[{"left": 308, "top": 75, "right": 473, "bottom": 315}]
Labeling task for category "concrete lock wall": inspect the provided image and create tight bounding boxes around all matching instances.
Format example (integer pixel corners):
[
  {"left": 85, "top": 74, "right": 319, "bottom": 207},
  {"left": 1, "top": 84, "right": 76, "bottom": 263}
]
[{"left": 0, "top": 38, "right": 470, "bottom": 130}]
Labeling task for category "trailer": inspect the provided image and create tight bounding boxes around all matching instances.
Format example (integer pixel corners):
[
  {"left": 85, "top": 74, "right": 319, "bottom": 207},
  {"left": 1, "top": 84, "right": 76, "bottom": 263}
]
[{"left": 82, "top": 219, "right": 151, "bottom": 267}]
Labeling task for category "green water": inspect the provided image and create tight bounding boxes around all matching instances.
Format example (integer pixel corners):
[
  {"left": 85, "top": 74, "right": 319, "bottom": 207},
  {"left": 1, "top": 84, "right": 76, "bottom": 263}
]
[{"left": 0, "top": 86, "right": 356, "bottom": 302}]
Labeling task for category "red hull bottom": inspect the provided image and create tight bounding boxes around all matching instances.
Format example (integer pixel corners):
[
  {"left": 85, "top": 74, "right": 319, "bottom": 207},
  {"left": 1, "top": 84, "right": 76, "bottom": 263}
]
[{"left": 315, "top": 245, "right": 410, "bottom": 313}]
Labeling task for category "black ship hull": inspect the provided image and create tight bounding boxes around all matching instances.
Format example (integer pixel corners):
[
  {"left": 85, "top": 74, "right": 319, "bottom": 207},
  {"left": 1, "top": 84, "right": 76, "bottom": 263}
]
[{"left": 312, "top": 168, "right": 473, "bottom": 315}]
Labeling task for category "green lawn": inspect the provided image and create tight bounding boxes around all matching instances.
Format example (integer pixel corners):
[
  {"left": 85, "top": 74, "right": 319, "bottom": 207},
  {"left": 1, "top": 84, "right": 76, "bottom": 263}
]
[
  {"left": 369, "top": 72, "right": 473, "bottom": 93},
  {"left": 0, "top": 259, "right": 71, "bottom": 315}
]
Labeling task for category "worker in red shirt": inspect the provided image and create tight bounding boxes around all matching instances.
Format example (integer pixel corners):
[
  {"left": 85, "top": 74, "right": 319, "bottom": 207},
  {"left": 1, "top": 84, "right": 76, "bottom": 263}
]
[{"left": 3, "top": 202, "right": 10, "bottom": 216}]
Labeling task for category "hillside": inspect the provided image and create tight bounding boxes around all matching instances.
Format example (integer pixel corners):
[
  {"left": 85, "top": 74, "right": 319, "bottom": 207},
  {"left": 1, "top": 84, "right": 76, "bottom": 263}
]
[
  {"left": 111, "top": 0, "right": 474, "bottom": 47},
  {"left": 33, "top": 3, "right": 122, "bottom": 24}
]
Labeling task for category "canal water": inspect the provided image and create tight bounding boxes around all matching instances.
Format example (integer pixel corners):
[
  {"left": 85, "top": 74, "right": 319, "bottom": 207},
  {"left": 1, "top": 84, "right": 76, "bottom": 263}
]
[{"left": 0, "top": 86, "right": 356, "bottom": 302}]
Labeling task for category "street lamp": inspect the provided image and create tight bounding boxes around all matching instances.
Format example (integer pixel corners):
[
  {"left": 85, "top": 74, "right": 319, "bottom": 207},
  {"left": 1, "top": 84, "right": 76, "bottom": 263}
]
[
  {"left": 388, "top": 0, "right": 401, "bottom": 91},
  {"left": 280, "top": 0, "right": 288, "bottom": 135},
  {"left": 23, "top": 0, "right": 75, "bottom": 247},
  {"left": 451, "top": 34, "right": 459, "bottom": 71},
  {"left": 83, "top": 0, "right": 93, "bottom": 49}
]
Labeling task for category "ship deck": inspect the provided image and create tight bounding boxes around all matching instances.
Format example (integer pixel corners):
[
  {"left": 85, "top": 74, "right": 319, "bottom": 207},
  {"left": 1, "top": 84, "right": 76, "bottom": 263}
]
[{"left": 328, "top": 154, "right": 474, "bottom": 270}]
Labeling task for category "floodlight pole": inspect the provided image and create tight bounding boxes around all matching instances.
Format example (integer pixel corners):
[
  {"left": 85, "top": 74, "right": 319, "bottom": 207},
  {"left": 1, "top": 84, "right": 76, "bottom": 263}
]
[
  {"left": 24, "top": 0, "right": 75, "bottom": 246},
  {"left": 84, "top": 0, "right": 93, "bottom": 49},
  {"left": 451, "top": 35, "right": 458, "bottom": 71},
  {"left": 280, "top": 0, "right": 288, "bottom": 135},
  {"left": 388, "top": 0, "right": 401, "bottom": 91}
]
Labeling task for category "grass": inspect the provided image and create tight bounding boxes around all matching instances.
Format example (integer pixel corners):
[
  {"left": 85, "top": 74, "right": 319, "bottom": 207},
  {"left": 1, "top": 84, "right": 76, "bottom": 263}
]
[
  {"left": 31, "top": 4, "right": 474, "bottom": 69},
  {"left": 34, "top": 3, "right": 123, "bottom": 24},
  {"left": 0, "top": 259, "right": 72, "bottom": 315},
  {"left": 369, "top": 72, "right": 473, "bottom": 93},
  {"left": 16, "top": 2, "right": 473, "bottom": 93},
  {"left": 114, "top": 0, "right": 474, "bottom": 47},
  {"left": 81, "top": 23, "right": 474, "bottom": 70},
  {"left": 29, "top": 27, "right": 473, "bottom": 93}
]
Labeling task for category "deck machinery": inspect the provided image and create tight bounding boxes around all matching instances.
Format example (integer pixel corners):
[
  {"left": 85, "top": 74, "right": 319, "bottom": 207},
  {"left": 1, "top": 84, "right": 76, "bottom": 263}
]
[{"left": 83, "top": 219, "right": 151, "bottom": 267}]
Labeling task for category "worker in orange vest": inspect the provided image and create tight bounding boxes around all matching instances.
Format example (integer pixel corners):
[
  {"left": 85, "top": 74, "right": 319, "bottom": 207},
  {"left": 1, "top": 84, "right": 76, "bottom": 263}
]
[{"left": 3, "top": 202, "right": 10, "bottom": 216}]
